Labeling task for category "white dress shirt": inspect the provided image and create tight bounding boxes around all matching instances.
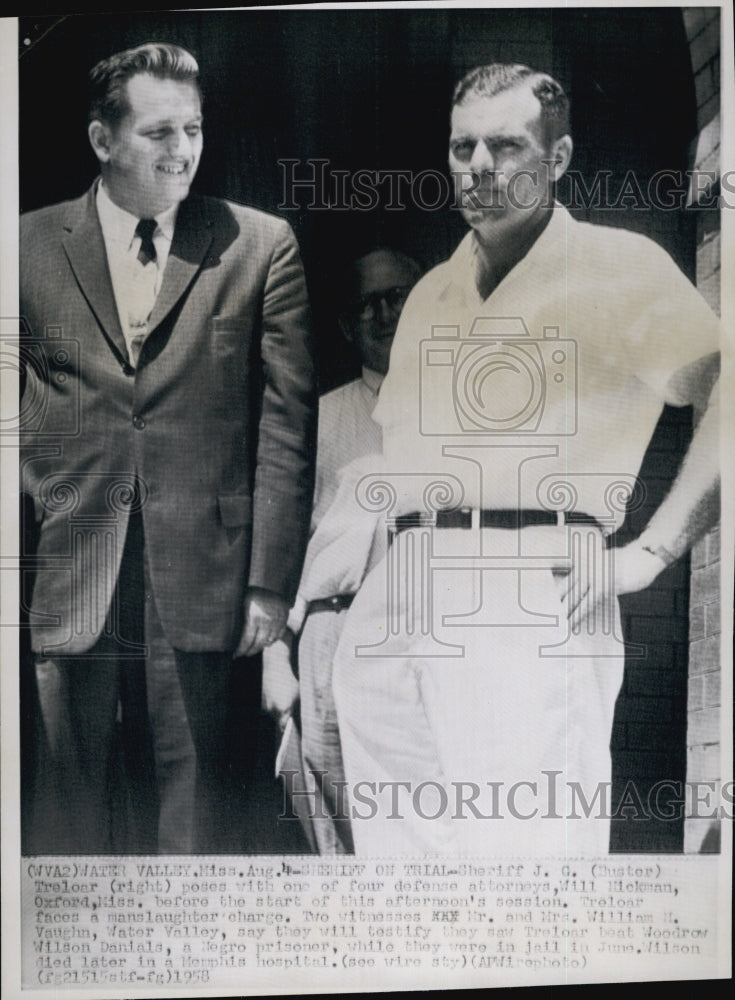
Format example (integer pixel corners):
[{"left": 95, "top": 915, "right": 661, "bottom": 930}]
[{"left": 95, "top": 181, "right": 178, "bottom": 361}]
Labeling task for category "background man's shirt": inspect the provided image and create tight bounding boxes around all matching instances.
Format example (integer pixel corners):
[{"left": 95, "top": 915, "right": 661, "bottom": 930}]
[
  {"left": 311, "top": 366, "right": 383, "bottom": 529},
  {"left": 290, "top": 366, "right": 383, "bottom": 627}
]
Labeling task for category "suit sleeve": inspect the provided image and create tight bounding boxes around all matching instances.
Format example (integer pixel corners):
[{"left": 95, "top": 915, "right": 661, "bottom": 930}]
[{"left": 247, "top": 220, "right": 318, "bottom": 603}]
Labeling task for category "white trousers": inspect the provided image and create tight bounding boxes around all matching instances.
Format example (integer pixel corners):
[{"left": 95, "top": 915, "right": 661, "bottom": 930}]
[
  {"left": 333, "top": 524, "right": 626, "bottom": 858},
  {"left": 297, "top": 607, "right": 354, "bottom": 853}
]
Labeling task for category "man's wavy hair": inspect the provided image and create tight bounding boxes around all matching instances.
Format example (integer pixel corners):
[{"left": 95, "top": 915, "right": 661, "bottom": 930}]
[
  {"left": 453, "top": 64, "right": 570, "bottom": 146},
  {"left": 88, "top": 42, "right": 201, "bottom": 126}
]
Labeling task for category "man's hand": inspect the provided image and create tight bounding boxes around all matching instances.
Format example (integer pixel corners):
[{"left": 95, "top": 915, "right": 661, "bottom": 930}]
[
  {"left": 236, "top": 588, "right": 289, "bottom": 658},
  {"left": 261, "top": 633, "right": 299, "bottom": 731},
  {"left": 554, "top": 364, "right": 719, "bottom": 635},
  {"left": 555, "top": 539, "right": 669, "bottom": 634}
]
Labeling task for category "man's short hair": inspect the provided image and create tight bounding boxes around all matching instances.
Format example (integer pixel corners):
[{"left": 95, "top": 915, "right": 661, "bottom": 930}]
[
  {"left": 88, "top": 42, "right": 200, "bottom": 126},
  {"left": 453, "top": 63, "right": 570, "bottom": 145},
  {"left": 339, "top": 246, "right": 422, "bottom": 313}
]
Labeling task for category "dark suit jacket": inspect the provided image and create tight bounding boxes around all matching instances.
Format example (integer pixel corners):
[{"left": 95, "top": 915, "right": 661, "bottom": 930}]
[{"left": 20, "top": 182, "right": 317, "bottom": 656}]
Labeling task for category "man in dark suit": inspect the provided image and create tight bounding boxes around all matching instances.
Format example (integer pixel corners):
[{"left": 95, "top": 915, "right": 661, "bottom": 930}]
[{"left": 20, "top": 42, "right": 317, "bottom": 854}]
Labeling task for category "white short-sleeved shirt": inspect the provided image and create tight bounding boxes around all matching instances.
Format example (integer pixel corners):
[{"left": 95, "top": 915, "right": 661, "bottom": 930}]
[
  {"left": 288, "top": 368, "right": 383, "bottom": 625},
  {"left": 374, "top": 205, "right": 720, "bottom": 530},
  {"left": 311, "top": 367, "right": 383, "bottom": 530}
]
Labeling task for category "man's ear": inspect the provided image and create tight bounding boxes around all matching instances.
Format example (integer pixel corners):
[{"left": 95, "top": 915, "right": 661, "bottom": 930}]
[
  {"left": 338, "top": 315, "right": 354, "bottom": 344},
  {"left": 549, "top": 134, "right": 573, "bottom": 182},
  {"left": 88, "top": 120, "right": 112, "bottom": 164}
]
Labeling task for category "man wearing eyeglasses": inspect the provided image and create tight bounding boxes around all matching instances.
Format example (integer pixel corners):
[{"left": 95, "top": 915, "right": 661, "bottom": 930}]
[{"left": 262, "top": 247, "right": 421, "bottom": 853}]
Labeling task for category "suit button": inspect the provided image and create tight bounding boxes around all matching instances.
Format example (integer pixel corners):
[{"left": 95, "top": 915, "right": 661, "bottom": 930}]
[
  {"left": 122, "top": 363, "right": 135, "bottom": 376},
  {"left": 132, "top": 415, "right": 146, "bottom": 430}
]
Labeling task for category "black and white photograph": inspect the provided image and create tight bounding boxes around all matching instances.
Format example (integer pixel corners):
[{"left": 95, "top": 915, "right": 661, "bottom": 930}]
[{"left": 1, "top": 2, "right": 732, "bottom": 995}]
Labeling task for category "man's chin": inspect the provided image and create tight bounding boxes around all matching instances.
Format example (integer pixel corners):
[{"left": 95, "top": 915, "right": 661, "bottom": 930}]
[
  {"left": 144, "top": 181, "right": 193, "bottom": 215},
  {"left": 162, "top": 177, "right": 193, "bottom": 198}
]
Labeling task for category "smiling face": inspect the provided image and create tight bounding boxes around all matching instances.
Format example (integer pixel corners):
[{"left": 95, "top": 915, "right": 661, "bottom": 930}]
[
  {"left": 88, "top": 72, "right": 203, "bottom": 218},
  {"left": 449, "top": 81, "right": 571, "bottom": 250}
]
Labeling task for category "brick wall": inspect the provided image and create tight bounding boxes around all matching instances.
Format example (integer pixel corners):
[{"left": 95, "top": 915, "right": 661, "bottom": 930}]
[{"left": 682, "top": 5, "right": 721, "bottom": 853}]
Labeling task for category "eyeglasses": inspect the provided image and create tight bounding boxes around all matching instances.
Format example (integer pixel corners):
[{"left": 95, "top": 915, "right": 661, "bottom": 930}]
[{"left": 349, "top": 285, "right": 413, "bottom": 321}]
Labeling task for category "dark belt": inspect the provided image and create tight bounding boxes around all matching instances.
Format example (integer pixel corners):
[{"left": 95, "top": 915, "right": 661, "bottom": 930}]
[
  {"left": 393, "top": 508, "right": 601, "bottom": 534},
  {"left": 306, "top": 594, "right": 355, "bottom": 615}
]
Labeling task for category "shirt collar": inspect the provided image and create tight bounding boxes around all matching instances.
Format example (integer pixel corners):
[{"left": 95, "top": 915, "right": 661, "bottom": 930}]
[
  {"left": 448, "top": 201, "right": 571, "bottom": 306},
  {"left": 362, "top": 366, "right": 385, "bottom": 395},
  {"left": 96, "top": 180, "right": 179, "bottom": 248},
  {"left": 471, "top": 200, "right": 569, "bottom": 265}
]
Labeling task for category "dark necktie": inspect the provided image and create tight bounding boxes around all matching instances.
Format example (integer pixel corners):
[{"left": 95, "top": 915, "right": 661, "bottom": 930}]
[{"left": 135, "top": 218, "right": 158, "bottom": 267}]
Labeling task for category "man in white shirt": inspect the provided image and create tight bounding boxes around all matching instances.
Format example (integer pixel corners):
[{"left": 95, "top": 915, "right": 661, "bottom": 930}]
[
  {"left": 330, "top": 64, "right": 721, "bottom": 856},
  {"left": 263, "top": 247, "right": 421, "bottom": 853}
]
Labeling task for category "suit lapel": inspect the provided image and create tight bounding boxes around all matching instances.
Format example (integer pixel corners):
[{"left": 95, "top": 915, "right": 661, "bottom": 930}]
[
  {"left": 147, "top": 194, "right": 213, "bottom": 334},
  {"left": 61, "top": 186, "right": 213, "bottom": 358},
  {"left": 61, "top": 183, "right": 128, "bottom": 362}
]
